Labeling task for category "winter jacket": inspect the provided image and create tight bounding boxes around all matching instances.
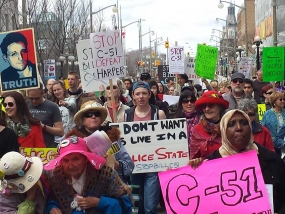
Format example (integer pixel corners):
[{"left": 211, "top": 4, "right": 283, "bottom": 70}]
[{"left": 252, "top": 120, "right": 274, "bottom": 152}]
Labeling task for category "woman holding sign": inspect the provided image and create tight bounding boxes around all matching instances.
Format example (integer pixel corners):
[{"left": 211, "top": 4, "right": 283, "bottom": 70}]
[{"left": 189, "top": 109, "right": 285, "bottom": 213}]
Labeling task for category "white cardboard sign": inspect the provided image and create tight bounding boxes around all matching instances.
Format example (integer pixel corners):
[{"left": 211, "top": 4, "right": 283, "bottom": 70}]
[
  {"left": 111, "top": 118, "right": 189, "bottom": 173},
  {"left": 168, "top": 46, "right": 185, "bottom": 74}
]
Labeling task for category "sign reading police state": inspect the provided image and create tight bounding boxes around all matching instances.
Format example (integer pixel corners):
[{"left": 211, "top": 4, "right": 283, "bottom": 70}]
[
  {"left": 89, "top": 30, "right": 125, "bottom": 80},
  {"left": 111, "top": 118, "right": 189, "bottom": 173},
  {"left": 159, "top": 151, "right": 271, "bottom": 214}
]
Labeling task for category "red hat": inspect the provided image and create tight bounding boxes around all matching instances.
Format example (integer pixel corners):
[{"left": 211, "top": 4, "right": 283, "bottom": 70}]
[{"left": 195, "top": 90, "right": 229, "bottom": 111}]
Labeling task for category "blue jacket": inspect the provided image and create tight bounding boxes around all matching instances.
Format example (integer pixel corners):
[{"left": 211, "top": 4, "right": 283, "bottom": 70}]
[
  {"left": 261, "top": 109, "right": 285, "bottom": 149},
  {"left": 46, "top": 194, "right": 132, "bottom": 214}
]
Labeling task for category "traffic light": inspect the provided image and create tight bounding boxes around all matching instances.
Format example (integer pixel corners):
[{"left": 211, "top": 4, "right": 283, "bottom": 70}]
[
  {"left": 154, "top": 60, "right": 161, "bottom": 66},
  {"left": 152, "top": 52, "right": 155, "bottom": 58},
  {"left": 187, "top": 52, "right": 190, "bottom": 57},
  {"left": 165, "top": 41, "right": 169, "bottom": 48},
  {"left": 137, "top": 61, "right": 141, "bottom": 66}
]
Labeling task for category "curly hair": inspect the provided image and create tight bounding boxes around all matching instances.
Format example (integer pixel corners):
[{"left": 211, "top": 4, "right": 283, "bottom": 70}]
[{"left": 238, "top": 98, "right": 257, "bottom": 111}]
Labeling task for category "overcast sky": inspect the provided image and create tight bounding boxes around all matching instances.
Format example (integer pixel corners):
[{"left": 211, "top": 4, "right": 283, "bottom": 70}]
[{"left": 92, "top": 0, "right": 245, "bottom": 56}]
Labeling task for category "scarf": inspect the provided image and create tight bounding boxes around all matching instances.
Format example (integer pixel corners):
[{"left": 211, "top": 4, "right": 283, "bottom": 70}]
[
  {"left": 219, "top": 109, "right": 258, "bottom": 157},
  {"left": 183, "top": 110, "right": 199, "bottom": 148},
  {"left": 200, "top": 115, "right": 221, "bottom": 139},
  {"left": 7, "top": 117, "right": 30, "bottom": 137}
]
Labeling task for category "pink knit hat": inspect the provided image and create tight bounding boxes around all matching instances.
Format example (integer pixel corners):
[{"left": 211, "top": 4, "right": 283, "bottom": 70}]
[{"left": 44, "top": 136, "right": 106, "bottom": 170}]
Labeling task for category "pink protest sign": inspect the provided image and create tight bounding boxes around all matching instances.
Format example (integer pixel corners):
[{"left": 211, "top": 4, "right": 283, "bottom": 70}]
[{"left": 158, "top": 151, "right": 271, "bottom": 214}]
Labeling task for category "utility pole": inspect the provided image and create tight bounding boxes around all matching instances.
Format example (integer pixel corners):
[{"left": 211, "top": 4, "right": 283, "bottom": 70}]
[
  {"left": 272, "top": 0, "right": 278, "bottom": 46},
  {"left": 22, "top": 0, "right": 27, "bottom": 28},
  {"left": 90, "top": 0, "right": 93, "bottom": 33}
]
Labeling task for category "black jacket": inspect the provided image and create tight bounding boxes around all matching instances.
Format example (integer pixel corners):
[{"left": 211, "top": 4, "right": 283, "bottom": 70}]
[{"left": 207, "top": 143, "right": 285, "bottom": 213}]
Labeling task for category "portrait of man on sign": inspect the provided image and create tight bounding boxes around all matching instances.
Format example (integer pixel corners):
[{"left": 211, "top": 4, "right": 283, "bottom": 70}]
[{"left": 0, "top": 28, "right": 39, "bottom": 92}]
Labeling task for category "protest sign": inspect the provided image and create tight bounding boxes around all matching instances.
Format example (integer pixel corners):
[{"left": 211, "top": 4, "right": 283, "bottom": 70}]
[
  {"left": 184, "top": 57, "right": 201, "bottom": 85},
  {"left": 20, "top": 147, "right": 57, "bottom": 163},
  {"left": 163, "top": 95, "right": 179, "bottom": 105},
  {"left": 85, "top": 130, "right": 112, "bottom": 156},
  {"left": 195, "top": 44, "right": 218, "bottom": 80},
  {"left": 168, "top": 46, "right": 185, "bottom": 74},
  {"left": 89, "top": 30, "right": 125, "bottom": 80},
  {"left": 157, "top": 65, "right": 175, "bottom": 83},
  {"left": 159, "top": 151, "right": 271, "bottom": 214},
  {"left": 0, "top": 28, "right": 39, "bottom": 92},
  {"left": 258, "top": 104, "right": 266, "bottom": 122},
  {"left": 238, "top": 57, "right": 253, "bottom": 79},
  {"left": 44, "top": 59, "right": 56, "bottom": 80},
  {"left": 76, "top": 39, "right": 116, "bottom": 93},
  {"left": 111, "top": 118, "right": 189, "bottom": 173},
  {"left": 262, "top": 47, "right": 285, "bottom": 82}
]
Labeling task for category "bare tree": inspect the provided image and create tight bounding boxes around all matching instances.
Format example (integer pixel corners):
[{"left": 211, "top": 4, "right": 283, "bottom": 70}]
[{"left": 0, "top": 0, "right": 18, "bottom": 31}]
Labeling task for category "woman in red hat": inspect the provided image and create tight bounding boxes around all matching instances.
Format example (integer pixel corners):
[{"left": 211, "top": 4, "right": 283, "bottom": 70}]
[{"left": 190, "top": 90, "right": 229, "bottom": 159}]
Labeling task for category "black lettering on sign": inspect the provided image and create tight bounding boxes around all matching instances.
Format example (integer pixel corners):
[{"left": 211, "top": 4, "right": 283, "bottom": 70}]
[
  {"left": 166, "top": 174, "right": 200, "bottom": 214},
  {"left": 157, "top": 134, "right": 165, "bottom": 141},
  {"left": 123, "top": 122, "right": 158, "bottom": 135},
  {"left": 161, "top": 119, "right": 186, "bottom": 130},
  {"left": 179, "top": 131, "right": 187, "bottom": 140},
  {"left": 130, "top": 136, "right": 151, "bottom": 144}
]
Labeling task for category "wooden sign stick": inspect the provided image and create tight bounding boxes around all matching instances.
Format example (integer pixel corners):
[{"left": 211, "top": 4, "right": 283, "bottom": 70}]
[{"left": 109, "top": 79, "right": 117, "bottom": 122}]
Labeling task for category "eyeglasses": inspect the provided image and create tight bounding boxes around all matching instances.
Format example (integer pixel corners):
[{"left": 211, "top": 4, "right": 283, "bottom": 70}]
[
  {"left": 83, "top": 111, "right": 101, "bottom": 118},
  {"left": 106, "top": 86, "right": 118, "bottom": 90},
  {"left": 3, "top": 102, "right": 14, "bottom": 108},
  {"left": 247, "top": 113, "right": 256, "bottom": 117},
  {"left": 28, "top": 97, "right": 41, "bottom": 101},
  {"left": 182, "top": 98, "right": 196, "bottom": 104},
  {"left": 232, "top": 79, "right": 244, "bottom": 84},
  {"left": 201, "top": 104, "right": 215, "bottom": 109},
  {"left": 265, "top": 91, "right": 273, "bottom": 95},
  {"left": 278, "top": 98, "right": 285, "bottom": 102}
]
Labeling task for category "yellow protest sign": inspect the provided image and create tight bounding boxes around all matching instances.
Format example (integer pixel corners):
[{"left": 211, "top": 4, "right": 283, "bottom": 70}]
[
  {"left": 257, "top": 104, "right": 266, "bottom": 122},
  {"left": 20, "top": 147, "right": 57, "bottom": 163}
]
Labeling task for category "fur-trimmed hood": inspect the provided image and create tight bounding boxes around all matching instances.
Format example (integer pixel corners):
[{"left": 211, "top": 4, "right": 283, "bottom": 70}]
[{"left": 66, "top": 124, "right": 121, "bottom": 143}]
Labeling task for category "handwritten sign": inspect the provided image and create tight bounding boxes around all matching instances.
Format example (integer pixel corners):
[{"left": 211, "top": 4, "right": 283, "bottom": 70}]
[
  {"left": 159, "top": 151, "right": 271, "bottom": 214},
  {"left": 158, "top": 65, "right": 175, "bottom": 83},
  {"left": 184, "top": 56, "right": 200, "bottom": 83},
  {"left": 76, "top": 39, "right": 116, "bottom": 93},
  {"left": 258, "top": 104, "right": 266, "bottom": 122},
  {"left": 262, "top": 47, "right": 285, "bottom": 82},
  {"left": 168, "top": 46, "right": 185, "bottom": 74},
  {"left": 111, "top": 118, "right": 189, "bottom": 173},
  {"left": 89, "top": 30, "right": 125, "bottom": 80},
  {"left": 195, "top": 44, "right": 218, "bottom": 80},
  {"left": 238, "top": 57, "right": 253, "bottom": 79},
  {"left": 20, "top": 147, "right": 57, "bottom": 163}
]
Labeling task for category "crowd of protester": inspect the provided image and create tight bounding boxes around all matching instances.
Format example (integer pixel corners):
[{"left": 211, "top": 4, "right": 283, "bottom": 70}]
[{"left": 0, "top": 69, "right": 285, "bottom": 213}]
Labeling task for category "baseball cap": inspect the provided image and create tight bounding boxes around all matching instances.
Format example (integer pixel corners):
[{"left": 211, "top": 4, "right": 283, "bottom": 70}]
[
  {"left": 132, "top": 81, "right": 150, "bottom": 92},
  {"left": 231, "top": 73, "right": 245, "bottom": 81},
  {"left": 140, "top": 73, "right": 151, "bottom": 80}
]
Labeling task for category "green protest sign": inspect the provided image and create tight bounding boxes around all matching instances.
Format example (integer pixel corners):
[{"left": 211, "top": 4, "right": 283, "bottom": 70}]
[
  {"left": 194, "top": 44, "right": 218, "bottom": 80},
  {"left": 262, "top": 47, "right": 284, "bottom": 82}
]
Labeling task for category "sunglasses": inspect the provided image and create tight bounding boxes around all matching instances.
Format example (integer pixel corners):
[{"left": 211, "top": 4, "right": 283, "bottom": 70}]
[
  {"left": 83, "top": 111, "right": 101, "bottom": 118},
  {"left": 278, "top": 98, "right": 285, "bottom": 102},
  {"left": 182, "top": 98, "right": 196, "bottom": 104},
  {"left": 201, "top": 104, "right": 215, "bottom": 109},
  {"left": 28, "top": 97, "right": 41, "bottom": 101},
  {"left": 265, "top": 91, "right": 273, "bottom": 95},
  {"left": 106, "top": 86, "right": 118, "bottom": 90},
  {"left": 247, "top": 113, "right": 255, "bottom": 117},
  {"left": 3, "top": 102, "right": 14, "bottom": 108},
  {"left": 232, "top": 79, "right": 244, "bottom": 84}
]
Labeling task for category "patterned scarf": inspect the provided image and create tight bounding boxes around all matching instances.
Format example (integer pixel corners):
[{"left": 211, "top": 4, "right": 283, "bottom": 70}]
[
  {"left": 200, "top": 115, "right": 221, "bottom": 139},
  {"left": 183, "top": 110, "right": 199, "bottom": 148},
  {"left": 7, "top": 117, "right": 30, "bottom": 137}
]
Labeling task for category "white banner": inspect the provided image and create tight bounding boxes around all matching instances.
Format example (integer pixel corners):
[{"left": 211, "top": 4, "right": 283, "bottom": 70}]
[
  {"left": 238, "top": 57, "right": 253, "bottom": 79},
  {"left": 111, "top": 118, "right": 189, "bottom": 173},
  {"left": 168, "top": 46, "right": 185, "bottom": 74},
  {"left": 76, "top": 39, "right": 116, "bottom": 93},
  {"left": 89, "top": 30, "right": 125, "bottom": 80},
  {"left": 43, "top": 59, "right": 56, "bottom": 80}
]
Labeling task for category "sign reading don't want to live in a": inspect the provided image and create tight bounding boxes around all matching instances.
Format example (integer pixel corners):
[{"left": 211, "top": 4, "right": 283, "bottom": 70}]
[
  {"left": 89, "top": 30, "right": 125, "bottom": 80},
  {"left": 111, "top": 118, "right": 189, "bottom": 173}
]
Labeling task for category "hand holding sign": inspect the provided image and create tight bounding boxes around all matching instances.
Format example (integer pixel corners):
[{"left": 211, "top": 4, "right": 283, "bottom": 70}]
[{"left": 159, "top": 151, "right": 271, "bottom": 214}]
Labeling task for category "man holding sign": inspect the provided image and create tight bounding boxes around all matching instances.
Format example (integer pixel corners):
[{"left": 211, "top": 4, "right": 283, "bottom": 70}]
[{"left": 121, "top": 81, "right": 166, "bottom": 214}]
